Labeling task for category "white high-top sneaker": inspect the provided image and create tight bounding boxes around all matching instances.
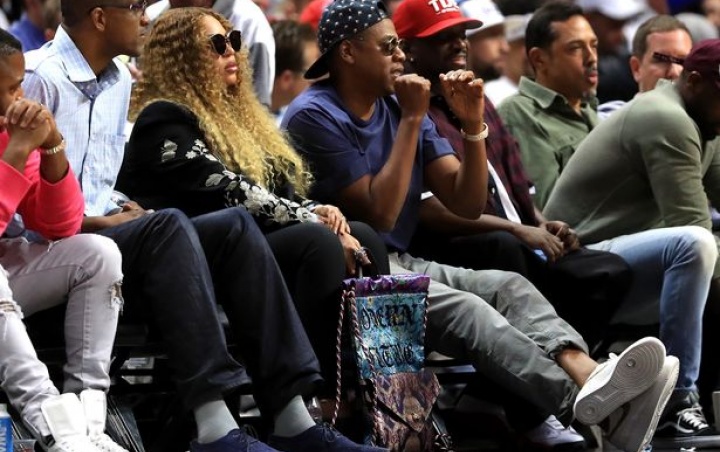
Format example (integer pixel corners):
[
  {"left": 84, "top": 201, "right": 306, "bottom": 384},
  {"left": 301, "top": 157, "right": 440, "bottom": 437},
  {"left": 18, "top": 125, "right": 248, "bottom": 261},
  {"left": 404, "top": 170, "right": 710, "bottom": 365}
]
[
  {"left": 79, "top": 390, "right": 128, "bottom": 452},
  {"left": 40, "top": 393, "right": 100, "bottom": 452}
]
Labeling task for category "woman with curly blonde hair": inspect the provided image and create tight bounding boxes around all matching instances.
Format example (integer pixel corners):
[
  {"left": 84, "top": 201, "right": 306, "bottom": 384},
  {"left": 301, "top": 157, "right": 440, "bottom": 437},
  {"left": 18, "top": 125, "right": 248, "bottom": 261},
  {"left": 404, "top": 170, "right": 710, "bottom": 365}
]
[{"left": 116, "top": 5, "right": 389, "bottom": 427}]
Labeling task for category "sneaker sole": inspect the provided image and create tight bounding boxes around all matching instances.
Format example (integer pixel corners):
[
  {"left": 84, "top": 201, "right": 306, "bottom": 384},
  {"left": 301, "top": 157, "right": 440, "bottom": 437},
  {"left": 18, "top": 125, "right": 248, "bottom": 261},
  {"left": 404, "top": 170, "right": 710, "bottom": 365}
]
[
  {"left": 608, "top": 356, "right": 679, "bottom": 452},
  {"left": 652, "top": 434, "right": 720, "bottom": 449},
  {"left": 575, "top": 337, "right": 665, "bottom": 425}
]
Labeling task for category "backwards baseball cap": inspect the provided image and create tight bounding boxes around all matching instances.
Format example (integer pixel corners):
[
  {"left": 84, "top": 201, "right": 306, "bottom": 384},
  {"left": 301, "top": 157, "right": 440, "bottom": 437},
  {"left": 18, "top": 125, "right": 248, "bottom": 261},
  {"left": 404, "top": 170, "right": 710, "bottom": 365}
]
[
  {"left": 504, "top": 14, "right": 531, "bottom": 43},
  {"left": 458, "top": 0, "right": 503, "bottom": 38},
  {"left": 304, "top": 0, "right": 389, "bottom": 80},
  {"left": 683, "top": 39, "right": 720, "bottom": 89},
  {"left": 393, "top": 0, "right": 482, "bottom": 40},
  {"left": 576, "top": 0, "right": 645, "bottom": 21}
]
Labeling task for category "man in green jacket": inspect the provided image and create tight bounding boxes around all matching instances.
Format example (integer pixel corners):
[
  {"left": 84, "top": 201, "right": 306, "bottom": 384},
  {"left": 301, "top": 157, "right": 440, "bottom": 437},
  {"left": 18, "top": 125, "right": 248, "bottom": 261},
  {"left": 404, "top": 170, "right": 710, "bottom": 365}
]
[
  {"left": 544, "top": 39, "right": 720, "bottom": 448},
  {"left": 501, "top": 2, "right": 720, "bottom": 448}
]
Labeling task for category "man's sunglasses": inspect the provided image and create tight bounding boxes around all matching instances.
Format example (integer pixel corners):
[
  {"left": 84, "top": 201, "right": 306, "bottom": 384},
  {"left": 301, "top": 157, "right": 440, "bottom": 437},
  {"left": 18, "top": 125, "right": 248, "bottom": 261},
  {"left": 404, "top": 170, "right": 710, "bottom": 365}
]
[
  {"left": 353, "top": 35, "right": 404, "bottom": 56},
  {"left": 652, "top": 52, "right": 685, "bottom": 66},
  {"left": 209, "top": 30, "right": 243, "bottom": 56}
]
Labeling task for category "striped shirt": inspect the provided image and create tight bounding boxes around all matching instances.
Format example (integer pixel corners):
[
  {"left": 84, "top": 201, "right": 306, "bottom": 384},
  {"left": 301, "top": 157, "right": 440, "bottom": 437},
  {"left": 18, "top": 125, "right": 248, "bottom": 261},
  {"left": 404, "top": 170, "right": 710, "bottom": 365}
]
[{"left": 23, "top": 25, "right": 132, "bottom": 216}]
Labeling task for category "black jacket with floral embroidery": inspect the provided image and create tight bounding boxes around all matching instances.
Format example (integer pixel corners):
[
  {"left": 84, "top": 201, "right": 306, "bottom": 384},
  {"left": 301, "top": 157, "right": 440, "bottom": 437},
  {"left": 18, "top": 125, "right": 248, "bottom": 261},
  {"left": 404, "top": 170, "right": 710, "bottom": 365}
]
[{"left": 116, "top": 100, "right": 318, "bottom": 232}]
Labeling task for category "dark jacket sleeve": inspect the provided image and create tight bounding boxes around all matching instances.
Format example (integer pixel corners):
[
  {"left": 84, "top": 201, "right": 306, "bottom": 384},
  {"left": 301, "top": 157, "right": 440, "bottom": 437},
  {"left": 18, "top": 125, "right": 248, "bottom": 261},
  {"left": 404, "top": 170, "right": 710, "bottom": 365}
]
[{"left": 118, "top": 101, "right": 317, "bottom": 231}]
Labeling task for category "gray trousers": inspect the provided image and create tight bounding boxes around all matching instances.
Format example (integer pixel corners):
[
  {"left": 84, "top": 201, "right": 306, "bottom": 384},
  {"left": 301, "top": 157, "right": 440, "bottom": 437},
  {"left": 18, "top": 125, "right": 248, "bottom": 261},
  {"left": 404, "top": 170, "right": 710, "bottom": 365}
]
[
  {"left": 391, "top": 252, "right": 586, "bottom": 423},
  {"left": 0, "top": 234, "right": 123, "bottom": 437}
]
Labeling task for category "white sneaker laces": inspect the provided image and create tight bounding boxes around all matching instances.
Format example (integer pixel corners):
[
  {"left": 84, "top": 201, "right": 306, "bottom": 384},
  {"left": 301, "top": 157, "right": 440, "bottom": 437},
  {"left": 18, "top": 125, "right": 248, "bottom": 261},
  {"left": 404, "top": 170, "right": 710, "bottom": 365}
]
[
  {"left": 49, "top": 436, "right": 100, "bottom": 452},
  {"left": 89, "top": 433, "right": 128, "bottom": 452},
  {"left": 678, "top": 405, "right": 709, "bottom": 430}
]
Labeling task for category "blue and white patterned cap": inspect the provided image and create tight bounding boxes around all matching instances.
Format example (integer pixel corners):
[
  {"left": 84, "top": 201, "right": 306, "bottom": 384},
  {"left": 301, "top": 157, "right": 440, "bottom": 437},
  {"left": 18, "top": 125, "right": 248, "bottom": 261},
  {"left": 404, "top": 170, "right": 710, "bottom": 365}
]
[{"left": 304, "top": 0, "right": 389, "bottom": 79}]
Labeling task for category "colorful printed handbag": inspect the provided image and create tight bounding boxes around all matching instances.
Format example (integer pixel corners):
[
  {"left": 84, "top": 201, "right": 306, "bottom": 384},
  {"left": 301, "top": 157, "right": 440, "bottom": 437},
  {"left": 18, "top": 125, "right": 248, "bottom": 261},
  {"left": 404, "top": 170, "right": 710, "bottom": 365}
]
[{"left": 331, "top": 252, "right": 445, "bottom": 451}]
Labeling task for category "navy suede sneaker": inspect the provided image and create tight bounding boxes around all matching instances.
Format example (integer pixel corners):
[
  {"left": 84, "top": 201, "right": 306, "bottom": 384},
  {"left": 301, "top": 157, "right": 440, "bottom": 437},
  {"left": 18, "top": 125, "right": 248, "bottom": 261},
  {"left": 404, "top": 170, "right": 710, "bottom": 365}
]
[
  {"left": 190, "top": 429, "right": 280, "bottom": 452},
  {"left": 268, "top": 424, "right": 388, "bottom": 452}
]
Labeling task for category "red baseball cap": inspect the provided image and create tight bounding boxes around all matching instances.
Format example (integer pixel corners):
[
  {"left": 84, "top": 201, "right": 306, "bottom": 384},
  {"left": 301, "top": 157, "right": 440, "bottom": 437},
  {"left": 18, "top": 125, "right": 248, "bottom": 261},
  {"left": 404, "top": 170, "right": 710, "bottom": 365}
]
[
  {"left": 393, "top": 0, "right": 483, "bottom": 39},
  {"left": 299, "top": 0, "right": 332, "bottom": 31},
  {"left": 683, "top": 39, "right": 720, "bottom": 90}
]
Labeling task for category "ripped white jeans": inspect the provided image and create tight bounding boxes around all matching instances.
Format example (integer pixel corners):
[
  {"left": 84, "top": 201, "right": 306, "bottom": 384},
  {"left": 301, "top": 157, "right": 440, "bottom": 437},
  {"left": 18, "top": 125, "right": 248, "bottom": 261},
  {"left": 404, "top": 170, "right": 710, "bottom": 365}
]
[{"left": 0, "top": 234, "right": 123, "bottom": 438}]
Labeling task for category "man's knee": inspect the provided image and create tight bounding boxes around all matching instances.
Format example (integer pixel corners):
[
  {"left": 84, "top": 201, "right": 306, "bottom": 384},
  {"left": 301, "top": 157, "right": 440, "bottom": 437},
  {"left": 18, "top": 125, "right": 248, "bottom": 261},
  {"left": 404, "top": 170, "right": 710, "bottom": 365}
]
[
  {"left": 64, "top": 234, "right": 123, "bottom": 274},
  {"left": 60, "top": 235, "right": 123, "bottom": 309},
  {"left": 194, "top": 207, "right": 260, "bottom": 237},
  {"left": 676, "top": 226, "right": 717, "bottom": 270},
  {"left": 144, "top": 207, "right": 192, "bottom": 232}
]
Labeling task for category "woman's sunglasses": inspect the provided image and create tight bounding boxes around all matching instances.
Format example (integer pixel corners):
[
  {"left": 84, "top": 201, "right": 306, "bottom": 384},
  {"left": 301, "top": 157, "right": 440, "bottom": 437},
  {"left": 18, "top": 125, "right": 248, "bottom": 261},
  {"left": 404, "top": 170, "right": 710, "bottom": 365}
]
[{"left": 209, "top": 30, "right": 243, "bottom": 56}]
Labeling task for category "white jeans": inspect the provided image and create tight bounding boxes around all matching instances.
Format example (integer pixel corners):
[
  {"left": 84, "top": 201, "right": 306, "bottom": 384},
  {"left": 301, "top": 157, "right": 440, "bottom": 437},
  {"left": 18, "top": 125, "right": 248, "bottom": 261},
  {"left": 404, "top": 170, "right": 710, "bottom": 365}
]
[{"left": 0, "top": 234, "right": 123, "bottom": 437}]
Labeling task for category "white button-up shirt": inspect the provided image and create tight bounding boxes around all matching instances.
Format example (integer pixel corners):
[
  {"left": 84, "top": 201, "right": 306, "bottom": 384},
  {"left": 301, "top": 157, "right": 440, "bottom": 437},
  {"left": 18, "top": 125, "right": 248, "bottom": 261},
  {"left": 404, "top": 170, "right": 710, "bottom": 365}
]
[{"left": 23, "top": 26, "right": 132, "bottom": 216}]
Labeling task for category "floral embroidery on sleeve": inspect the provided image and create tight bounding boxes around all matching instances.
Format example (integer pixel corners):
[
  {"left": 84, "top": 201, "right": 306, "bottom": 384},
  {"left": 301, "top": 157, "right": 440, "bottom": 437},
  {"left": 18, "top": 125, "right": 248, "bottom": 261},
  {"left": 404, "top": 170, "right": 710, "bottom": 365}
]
[{"left": 164, "top": 138, "right": 318, "bottom": 227}]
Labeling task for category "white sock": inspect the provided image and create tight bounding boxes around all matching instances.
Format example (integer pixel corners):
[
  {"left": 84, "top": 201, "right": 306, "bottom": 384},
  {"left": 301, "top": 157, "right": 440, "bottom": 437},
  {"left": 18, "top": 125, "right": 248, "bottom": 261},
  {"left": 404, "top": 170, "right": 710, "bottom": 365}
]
[
  {"left": 273, "top": 395, "right": 316, "bottom": 438},
  {"left": 193, "top": 399, "right": 239, "bottom": 444}
]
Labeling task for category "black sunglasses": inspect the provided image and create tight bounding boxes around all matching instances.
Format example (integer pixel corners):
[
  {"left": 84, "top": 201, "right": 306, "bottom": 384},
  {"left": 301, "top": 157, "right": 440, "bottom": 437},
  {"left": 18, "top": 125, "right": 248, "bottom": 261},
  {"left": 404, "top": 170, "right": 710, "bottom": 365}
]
[
  {"left": 209, "top": 30, "right": 243, "bottom": 56},
  {"left": 652, "top": 52, "right": 685, "bottom": 66}
]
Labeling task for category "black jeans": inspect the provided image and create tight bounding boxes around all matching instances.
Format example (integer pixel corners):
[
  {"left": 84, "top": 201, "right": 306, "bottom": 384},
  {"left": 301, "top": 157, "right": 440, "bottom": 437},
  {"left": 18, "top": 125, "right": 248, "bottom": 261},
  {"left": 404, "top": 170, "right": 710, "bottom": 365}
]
[
  {"left": 265, "top": 221, "right": 389, "bottom": 388},
  {"left": 99, "top": 208, "right": 322, "bottom": 414},
  {"left": 409, "top": 228, "right": 630, "bottom": 347}
]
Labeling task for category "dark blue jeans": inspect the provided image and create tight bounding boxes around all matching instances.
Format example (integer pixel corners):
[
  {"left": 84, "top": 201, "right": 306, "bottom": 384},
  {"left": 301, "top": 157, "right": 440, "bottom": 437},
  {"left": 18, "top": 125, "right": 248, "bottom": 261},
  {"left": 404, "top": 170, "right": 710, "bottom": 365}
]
[
  {"left": 99, "top": 208, "right": 322, "bottom": 414},
  {"left": 193, "top": 208, "right": 322, "bottom": 413}
]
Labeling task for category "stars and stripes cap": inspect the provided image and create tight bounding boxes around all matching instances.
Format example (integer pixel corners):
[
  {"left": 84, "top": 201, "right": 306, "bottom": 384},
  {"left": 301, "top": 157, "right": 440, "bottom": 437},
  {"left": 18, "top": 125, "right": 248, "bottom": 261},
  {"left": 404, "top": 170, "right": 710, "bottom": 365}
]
[{"left": 304, "top": 0, "right": 389, "bottom": 79}]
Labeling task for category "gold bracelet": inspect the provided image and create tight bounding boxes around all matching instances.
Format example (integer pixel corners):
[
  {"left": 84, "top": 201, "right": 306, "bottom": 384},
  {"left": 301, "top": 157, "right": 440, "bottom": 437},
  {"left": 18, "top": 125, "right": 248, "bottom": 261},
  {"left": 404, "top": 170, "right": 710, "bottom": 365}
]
[
  {"left": 460, "top": 123, "right": 489, "bottom": 142},
  {"left": 40, "top": 138, "right": 66, "bottom": 156}
]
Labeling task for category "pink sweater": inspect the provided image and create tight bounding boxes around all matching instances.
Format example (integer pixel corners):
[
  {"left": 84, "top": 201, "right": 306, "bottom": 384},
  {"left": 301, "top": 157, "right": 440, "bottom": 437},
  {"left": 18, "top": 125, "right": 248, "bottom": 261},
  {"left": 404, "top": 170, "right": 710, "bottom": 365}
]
[{"left": 0, "top": 132, "right": 83, "bottom": 239}]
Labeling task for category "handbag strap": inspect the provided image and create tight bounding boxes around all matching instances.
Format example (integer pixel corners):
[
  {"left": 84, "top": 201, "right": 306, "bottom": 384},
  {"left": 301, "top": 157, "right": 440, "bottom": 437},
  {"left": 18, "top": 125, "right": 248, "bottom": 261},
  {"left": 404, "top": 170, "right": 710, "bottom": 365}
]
[{"left": 331, "top": 286, "right": 349, "bottom": 427}]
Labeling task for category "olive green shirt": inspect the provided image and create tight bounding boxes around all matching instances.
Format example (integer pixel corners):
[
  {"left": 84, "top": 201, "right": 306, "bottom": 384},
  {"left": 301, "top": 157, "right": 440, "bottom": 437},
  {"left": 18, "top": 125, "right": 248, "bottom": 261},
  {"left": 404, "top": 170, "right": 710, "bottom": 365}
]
[
  {"left": 497, "top": 77, "right": 598, "bottom": 208},
  {"left": 543, "top": 81, "right": 720, "bottom": 274}
]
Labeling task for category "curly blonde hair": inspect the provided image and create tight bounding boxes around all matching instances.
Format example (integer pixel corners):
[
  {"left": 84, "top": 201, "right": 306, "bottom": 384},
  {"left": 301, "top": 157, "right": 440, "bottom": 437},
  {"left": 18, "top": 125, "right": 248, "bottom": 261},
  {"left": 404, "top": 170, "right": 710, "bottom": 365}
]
[{"left": 131, "top": 7, "right": 311, "bottom": 195}]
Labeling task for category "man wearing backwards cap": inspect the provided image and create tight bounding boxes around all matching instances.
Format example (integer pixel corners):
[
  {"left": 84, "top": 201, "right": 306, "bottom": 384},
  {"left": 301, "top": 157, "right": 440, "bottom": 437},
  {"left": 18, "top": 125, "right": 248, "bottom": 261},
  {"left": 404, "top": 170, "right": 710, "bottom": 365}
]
[
  {"left": 577, "top": 0, "right": 646, "bottom": 103},
  {"left": 545, "top": 39, "right": 720, "bottom": 449},
  {"left": 482, "top": 13, "right": 533, "bottom": 106},
  {"left": 283, "top": 1, "right": 675, "bottom": 452}
]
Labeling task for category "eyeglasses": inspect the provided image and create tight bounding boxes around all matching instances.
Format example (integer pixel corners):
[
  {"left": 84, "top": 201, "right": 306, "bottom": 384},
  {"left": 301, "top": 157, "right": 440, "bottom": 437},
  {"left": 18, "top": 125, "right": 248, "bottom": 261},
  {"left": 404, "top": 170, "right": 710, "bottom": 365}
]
[
  {"left": 353, "top": 35, "right": 404, "bottom": 56},
  {"left": 209, "top": 30, "right": 243, "bottom": 56},
  {"left": 92, "top": 0, "right": 148, "bottom": 15},
  {"left": 652, "top": 52, "right": 685, "bottom": 66}
]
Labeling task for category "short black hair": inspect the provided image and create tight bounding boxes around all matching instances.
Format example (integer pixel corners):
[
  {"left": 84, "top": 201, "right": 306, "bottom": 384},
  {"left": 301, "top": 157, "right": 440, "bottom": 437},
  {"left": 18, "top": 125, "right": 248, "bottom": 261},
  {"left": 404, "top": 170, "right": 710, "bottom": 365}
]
[
  {"left": 273, "top": 20, "right": 316, "bottom": 76},
  {"left": 525, "top": 1, "right": 583, "bottom": 52},
  {"left": 0, "top": 28, "right": 22, "bottom": 57},
  {"left": 632, "top": 15, "right": 690, "bottom": 58},
  {"left": 61, "top": 0, "right": 94, "bottom": 27},
  {"left": 495, "top": 0, "right": 543, "bottom": 16}
]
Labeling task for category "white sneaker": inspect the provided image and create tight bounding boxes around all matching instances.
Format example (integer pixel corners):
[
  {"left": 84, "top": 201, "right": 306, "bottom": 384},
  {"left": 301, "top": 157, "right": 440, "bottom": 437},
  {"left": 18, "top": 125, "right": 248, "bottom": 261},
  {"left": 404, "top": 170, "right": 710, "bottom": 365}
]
[
  {"left": 575, "top": 337, "right": 665, "bottom": 425},
  {"left": 47, "top": 436, "right": 102, "bottom": 452},
  {"left": 40, "top": 393, "right": 100, "bottom": 452},
  {"left": 604, "top": 355, "right": 679, "bottom": 452},
  {"left": 89, "top": 433, "right": 129, "bottom": 452},
  {"left": 80, "top": 390, "right": 128, "bottom": 452},
  {"left": 523, "top": 415, "right": 586, "bottom": 449}
]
